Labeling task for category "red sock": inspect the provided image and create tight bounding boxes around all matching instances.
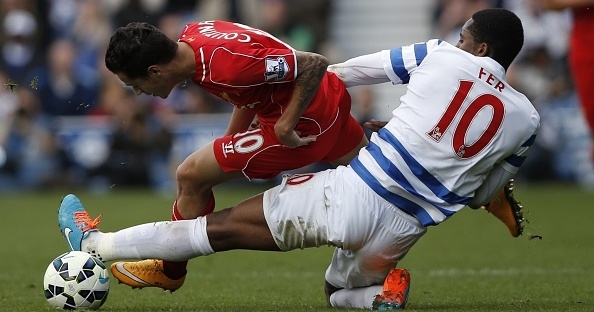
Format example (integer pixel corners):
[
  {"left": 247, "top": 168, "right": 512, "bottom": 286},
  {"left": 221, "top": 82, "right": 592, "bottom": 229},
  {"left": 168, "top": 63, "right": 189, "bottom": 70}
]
[{"left": 163, "top": 194, "right": 215, "bottom": 279}]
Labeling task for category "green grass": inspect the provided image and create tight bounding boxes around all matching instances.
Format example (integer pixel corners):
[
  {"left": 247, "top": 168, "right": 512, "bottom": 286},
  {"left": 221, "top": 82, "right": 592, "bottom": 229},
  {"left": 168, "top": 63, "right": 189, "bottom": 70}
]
[{"left": 1, "top": 182, "right": 593, "bottom": 311}]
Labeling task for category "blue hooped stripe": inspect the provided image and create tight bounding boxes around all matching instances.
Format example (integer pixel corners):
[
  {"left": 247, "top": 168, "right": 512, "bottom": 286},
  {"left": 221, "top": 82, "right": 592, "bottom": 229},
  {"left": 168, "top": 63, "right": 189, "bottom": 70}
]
[
  {"left": 351, "top": 157, "right": 437, "bottom": 226},
  {"left": 522, "top": 134, "right": 537, "bottom": 147},
  {"left": 389, "top": 41, "right": 435, "bottom": 85},
  {"left": 365, "top": 142, "right": 421, "bottom": 197},
  {"left": 413, "top": 43, "right": 427, "bottom": 66},
  {"left": 377, "top": 129, "right": 472, "bottom": 205},
  {"left": 504, "top": 134, "right": 536, "bottom": 167},
  {"left": 389, "top": 48, "right": 410, "bottom": 84},
  {"left": 504, "top": 154, "right": 525, "bottom": 167}
]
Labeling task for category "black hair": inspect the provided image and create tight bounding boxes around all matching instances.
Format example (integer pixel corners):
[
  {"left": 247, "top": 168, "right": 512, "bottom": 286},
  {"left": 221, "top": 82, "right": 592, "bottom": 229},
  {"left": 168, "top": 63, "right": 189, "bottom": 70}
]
[
  {"left": 469, "top": 8, "right": 524, "bottom": 69},
  {"left": 105, "top": 22, "right": 178, "bottom": 79}
]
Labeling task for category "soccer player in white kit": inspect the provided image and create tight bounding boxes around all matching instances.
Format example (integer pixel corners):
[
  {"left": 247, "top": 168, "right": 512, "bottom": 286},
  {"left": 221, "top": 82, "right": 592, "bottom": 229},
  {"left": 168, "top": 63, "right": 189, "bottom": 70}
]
[{"left": 58, "top": 8, "right": 539, "bottom": 310}]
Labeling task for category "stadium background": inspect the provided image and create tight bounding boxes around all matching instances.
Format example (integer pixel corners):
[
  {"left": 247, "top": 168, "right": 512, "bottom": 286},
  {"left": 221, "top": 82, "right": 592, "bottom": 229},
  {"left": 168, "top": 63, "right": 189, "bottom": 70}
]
[{"left": 0, "top": 0, "right": 592, "bottom": 193}]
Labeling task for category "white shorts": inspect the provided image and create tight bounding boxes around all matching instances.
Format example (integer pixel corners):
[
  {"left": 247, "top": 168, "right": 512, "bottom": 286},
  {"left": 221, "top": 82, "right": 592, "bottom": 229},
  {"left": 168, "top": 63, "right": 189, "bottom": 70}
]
[{"left": 262, "top": 166, "right": 427, "bottom": 289}]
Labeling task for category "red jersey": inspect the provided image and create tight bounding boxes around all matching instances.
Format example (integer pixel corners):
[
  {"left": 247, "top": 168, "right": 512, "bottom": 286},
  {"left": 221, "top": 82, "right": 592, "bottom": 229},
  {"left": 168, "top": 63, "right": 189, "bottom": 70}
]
[
  {"left": 178, "top": 21, "right": 365, "bottom": 179},
  {"left": 178, "top": 20, "right": 335, "bottom": 129}
]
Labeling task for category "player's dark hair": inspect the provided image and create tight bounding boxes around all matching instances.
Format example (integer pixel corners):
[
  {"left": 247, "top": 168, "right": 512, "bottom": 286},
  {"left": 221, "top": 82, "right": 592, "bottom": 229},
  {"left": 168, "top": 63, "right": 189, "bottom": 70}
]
[
  {"left": 469, "top": 8, "right": 524, "bottom": 70},
  {"left": 105, "top": 22, "right": 177, "bottom": 79}
]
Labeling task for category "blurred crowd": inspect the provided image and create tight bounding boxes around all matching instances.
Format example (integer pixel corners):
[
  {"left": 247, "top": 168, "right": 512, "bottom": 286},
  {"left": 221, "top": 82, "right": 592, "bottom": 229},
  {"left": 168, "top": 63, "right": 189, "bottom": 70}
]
[
  {"left": 0, "top": 0, "right": 334, "bottom": 192},
  {"left": 0, "top": 0, "right": 592, "bottom": 193}
]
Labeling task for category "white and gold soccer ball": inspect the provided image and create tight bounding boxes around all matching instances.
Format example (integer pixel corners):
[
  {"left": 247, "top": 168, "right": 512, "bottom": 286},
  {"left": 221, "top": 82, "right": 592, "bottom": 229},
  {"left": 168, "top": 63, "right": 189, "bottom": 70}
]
[{"left": 43, "top": 251, "right": 110, "bottom": 310}]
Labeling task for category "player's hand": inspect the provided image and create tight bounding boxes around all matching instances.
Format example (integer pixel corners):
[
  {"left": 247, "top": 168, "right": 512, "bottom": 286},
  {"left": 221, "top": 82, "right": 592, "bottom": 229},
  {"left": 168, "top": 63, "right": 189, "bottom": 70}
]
[
  {"left": 275, "top": 125, "right": 316, "bottom": 148},
  {"left": 280, "top": 130, "right": 317, "bottom": 148},
  {"left": 364, "top": 119, "right": 388, "bottom": 132}
]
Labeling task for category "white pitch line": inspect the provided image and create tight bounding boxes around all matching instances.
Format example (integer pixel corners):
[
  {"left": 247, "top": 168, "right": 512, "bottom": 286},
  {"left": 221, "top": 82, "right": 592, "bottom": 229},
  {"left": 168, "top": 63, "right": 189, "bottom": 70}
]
[{"left": 426, "top": 268, "right": 589, "bottom": 277}]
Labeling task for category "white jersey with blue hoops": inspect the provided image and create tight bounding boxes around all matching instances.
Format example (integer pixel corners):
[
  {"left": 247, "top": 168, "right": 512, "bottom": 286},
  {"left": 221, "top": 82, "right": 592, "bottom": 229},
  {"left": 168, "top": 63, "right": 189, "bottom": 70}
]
[{"left": 330, "top": 39, "right": 540, "bottom": 227}]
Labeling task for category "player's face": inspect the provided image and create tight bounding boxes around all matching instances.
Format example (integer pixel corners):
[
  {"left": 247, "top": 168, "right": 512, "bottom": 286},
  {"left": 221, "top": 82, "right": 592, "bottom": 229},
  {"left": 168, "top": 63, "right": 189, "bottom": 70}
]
[
  {"left": 455, "top": 19, "right": 481, "bottom": 55},
  {"left": 116, "top": 72, "right": 172, "bottom": 99}
]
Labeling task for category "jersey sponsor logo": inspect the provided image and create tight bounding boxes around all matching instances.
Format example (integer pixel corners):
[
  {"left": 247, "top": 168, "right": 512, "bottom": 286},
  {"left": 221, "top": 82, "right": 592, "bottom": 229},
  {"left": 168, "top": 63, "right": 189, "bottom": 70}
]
[
  {"left": 264, "top": 57, "right": 289, "bottom": 81},
  {"left": 243, "top": 101, "right": 260, "bottom": 109},
  {"left": 221, "top": 92, "right": 261, "bottom": 109},
  {"left": 220, "top": 92, "right": 236, "bottom": 105}
]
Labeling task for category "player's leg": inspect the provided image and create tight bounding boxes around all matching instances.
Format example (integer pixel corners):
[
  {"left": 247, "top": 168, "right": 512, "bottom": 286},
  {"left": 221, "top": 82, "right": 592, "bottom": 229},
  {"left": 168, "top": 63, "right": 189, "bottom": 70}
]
[
  {"left": 110, "top": 142, "right": 244, "bottom": 290},
  {"left": 122, "top": 124, "right": 342, "bottom": 290},
  {"left": 328, "top": 267, "right": 412, "bottom": 310},
  {"left": 326, "top": 252, "right": 412, "bottom": 310},
  {"left": 204, "top": 194, "right": 280, "bottom": 251},
  {"left": 58, "top": 193, "right": 197, "bottom": 291},
  {"left": 175, "top": 142, "right": 245, "bottom": 219},
  {"left": 58, "top": 192, "right": 279, "bottom": 264},
  {"left": 261, "top": 167, "right": 421, "bottom": 309},
  {"left": 323, "top": 169, "right": 426, "bottom": 309}
]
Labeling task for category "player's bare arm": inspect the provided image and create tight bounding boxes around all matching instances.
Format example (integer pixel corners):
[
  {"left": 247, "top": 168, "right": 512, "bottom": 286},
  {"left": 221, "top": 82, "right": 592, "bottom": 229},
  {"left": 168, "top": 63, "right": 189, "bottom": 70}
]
[
  {"left": 274, "top": 51, "right": 328, "bottom": 148},
  {"left": 225, "top": 107, "right": 257, "bottom": 136}
]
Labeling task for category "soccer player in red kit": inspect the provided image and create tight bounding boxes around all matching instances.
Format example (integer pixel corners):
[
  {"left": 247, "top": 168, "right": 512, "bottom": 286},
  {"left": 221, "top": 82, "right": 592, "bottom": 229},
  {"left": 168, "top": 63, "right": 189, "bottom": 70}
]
[
  {"left": 542, "top": 1, "right": 594, "bottom": 162},
  {"left": 103, "top": 20, "right": 368, "bottom": 291}
]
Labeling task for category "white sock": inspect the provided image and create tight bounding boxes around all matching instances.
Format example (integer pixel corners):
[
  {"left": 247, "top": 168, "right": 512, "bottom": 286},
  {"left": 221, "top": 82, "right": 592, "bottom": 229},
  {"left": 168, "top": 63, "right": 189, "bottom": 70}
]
[
  {"left": 329, "top": 285, "right": 383, "bottom": 309},
  {"left": 189, "top": 215, "right": 215, "bottom": 256},
  {"left": 82, "top": 218, "right": 214, "bottom": 262},
  {"left": 81, "top": 231, "right": 114, "bottom": 262}
]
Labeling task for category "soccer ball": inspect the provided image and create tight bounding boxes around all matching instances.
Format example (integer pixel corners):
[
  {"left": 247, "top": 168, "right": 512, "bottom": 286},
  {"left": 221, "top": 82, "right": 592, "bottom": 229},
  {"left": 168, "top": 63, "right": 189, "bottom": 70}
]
[{"left": 43, "top": 251, "right": 110, "bottom": 310}]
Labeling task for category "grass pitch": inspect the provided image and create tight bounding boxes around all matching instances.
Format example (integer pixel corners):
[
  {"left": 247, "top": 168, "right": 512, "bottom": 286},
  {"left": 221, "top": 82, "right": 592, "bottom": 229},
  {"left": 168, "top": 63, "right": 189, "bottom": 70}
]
[{"left": 1, "top": 181, "right": 593, "bottom": 311}]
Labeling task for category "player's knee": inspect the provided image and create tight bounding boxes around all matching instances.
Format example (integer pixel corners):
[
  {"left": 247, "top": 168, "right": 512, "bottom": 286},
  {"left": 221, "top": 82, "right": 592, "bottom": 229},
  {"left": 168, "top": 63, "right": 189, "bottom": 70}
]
[{"left": 176, "top": 158, "right": 199, "bottom": 184}]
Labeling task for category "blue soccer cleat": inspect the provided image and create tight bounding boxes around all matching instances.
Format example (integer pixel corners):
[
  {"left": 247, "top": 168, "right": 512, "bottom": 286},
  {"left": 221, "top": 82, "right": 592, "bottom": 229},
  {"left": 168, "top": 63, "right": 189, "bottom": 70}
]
[{"left": 58, "top": 194, "right": 101, "bottom": 251}]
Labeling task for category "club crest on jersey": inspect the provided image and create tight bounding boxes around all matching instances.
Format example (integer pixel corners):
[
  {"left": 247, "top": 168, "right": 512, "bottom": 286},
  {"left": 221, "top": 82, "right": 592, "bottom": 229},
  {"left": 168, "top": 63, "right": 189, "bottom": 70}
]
[{"left": 264, "top": 57, "right": 289, "bottom": 81}]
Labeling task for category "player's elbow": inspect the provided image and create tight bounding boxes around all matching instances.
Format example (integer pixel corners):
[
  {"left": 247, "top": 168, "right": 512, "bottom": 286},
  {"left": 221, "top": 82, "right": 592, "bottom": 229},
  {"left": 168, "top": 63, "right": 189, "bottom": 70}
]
[
  {"left": 297, "top": 51, "right": 329, "bottom": 77},
  {"left": 313, "top": 53, "right": 330, "bottom": 71}
]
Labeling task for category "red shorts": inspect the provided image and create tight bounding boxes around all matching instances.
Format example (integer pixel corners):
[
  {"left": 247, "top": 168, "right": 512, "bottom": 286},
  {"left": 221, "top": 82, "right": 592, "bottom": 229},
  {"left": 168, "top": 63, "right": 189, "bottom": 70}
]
[{"left": 213, "top": 75, "right": 364, "bottom": 180}]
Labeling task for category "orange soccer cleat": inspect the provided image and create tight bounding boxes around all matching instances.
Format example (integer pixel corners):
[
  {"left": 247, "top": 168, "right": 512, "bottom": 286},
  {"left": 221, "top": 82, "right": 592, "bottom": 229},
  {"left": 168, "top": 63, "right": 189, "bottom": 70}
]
[
  {"left": 372, "top": 268, "right": 410, "bottom": 310},
  {"left": 110, "top": 259, "right": 185, "bottom": 292},
  {"left": 483, "top": 179, "right": 525, "bottom": 237}
]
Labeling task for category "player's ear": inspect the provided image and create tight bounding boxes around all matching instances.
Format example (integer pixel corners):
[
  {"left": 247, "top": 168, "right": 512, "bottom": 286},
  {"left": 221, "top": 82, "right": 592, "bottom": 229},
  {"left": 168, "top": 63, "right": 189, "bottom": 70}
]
[
  {"left": 147, "top": 65, "right": 161, "bottom": 77},
  {"left": 476, "top": 42, "right": 490, "bottom": 57}
]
